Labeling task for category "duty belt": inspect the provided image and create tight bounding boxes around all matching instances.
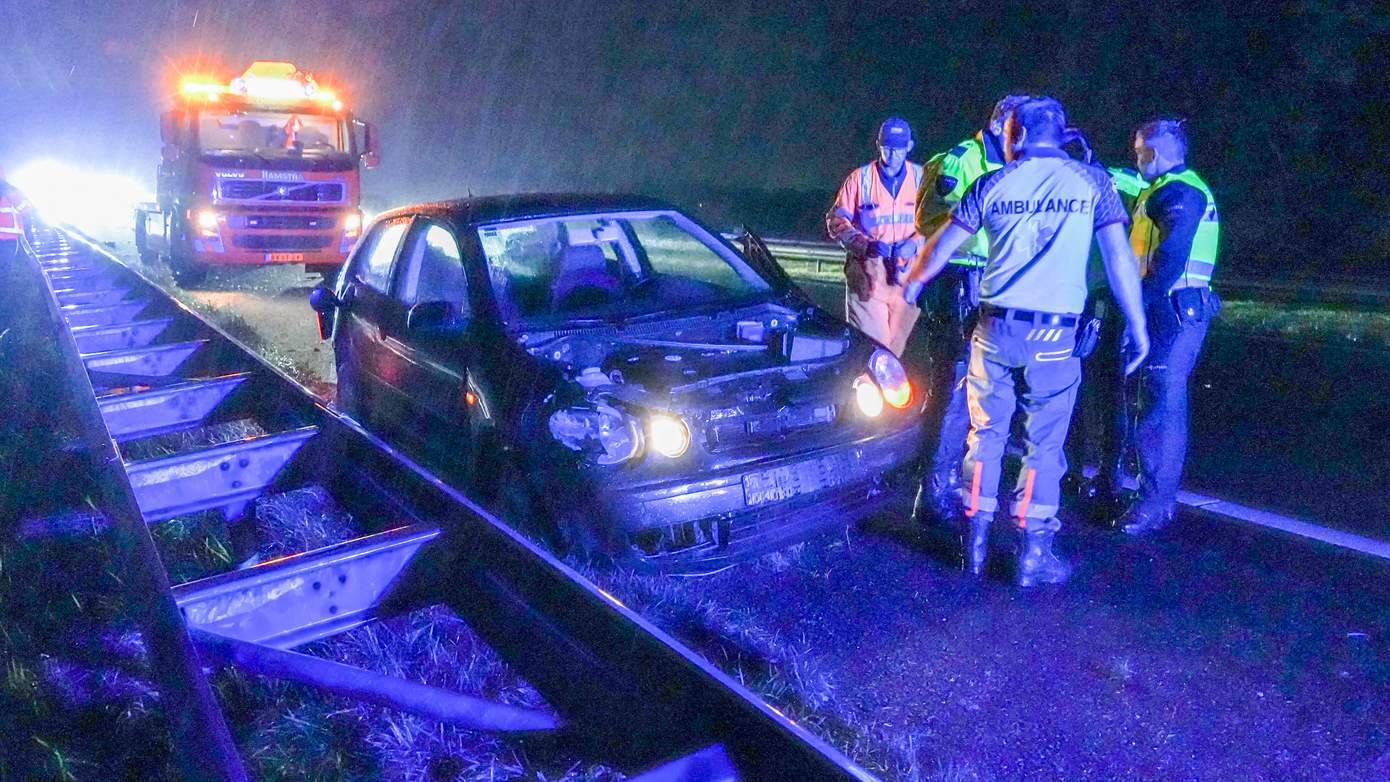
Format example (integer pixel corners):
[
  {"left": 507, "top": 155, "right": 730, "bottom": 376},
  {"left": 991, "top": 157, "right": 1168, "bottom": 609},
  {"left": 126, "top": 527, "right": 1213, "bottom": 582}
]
[{"left": 981, "top": 304, "right": 1078, "bottom": 328}]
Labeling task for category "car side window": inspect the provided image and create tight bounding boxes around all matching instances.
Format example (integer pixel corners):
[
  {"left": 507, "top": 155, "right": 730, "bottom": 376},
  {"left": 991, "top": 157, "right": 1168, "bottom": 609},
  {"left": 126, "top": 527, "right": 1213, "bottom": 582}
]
[
  {"left": 395, "top": 223, "right": 469, "bottom": 315},
  {"left": 350, "top": 218, "right": 410, "bottom": 293}
]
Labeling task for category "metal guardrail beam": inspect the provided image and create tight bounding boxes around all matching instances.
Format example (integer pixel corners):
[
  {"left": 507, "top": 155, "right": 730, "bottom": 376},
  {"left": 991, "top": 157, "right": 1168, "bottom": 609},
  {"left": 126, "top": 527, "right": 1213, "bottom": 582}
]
[
  {"left": 192, "top": 629, "right": 561, "bottom": 732},
  {"left": 175, "top": 524, "right": 440, "bottom": 648},
  {"left": 62, "top": 299, "right": 151, "bottom": 328},
  {"left": 126, "top": 425, "right": 318, "bottom": 522},
  {"left": 97, "top": 373, "right": 248, "bottom": 441},
  {"left": 16, "top": 225, "right": 249, "bottom": 782},
  {"left": 55, "top": 285, "right": 132, "bottom": 306},
  {"left": 628, "top": 744, "right": 738, "bottom": 782},
  {"left": 73, "top": 317, "right": 176, "bottom": 353},
  {"left": 82, "top": 339, "right": 206, "bottom": 378},
  {"left": 745, "top": 234, "right": 1390, "bottom": 306}
]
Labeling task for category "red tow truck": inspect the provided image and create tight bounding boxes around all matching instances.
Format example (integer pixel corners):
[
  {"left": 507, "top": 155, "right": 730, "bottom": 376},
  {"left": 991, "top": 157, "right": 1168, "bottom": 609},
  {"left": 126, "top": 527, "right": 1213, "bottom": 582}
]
[{"left": 135, "top": 61, "right": 380, "bottom": 286}]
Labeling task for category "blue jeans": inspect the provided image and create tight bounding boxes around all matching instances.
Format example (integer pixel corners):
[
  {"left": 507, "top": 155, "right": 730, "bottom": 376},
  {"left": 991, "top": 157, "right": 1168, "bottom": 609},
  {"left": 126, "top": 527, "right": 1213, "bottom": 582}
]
[{"left": 1134, "top": 302, "right": 1210, "bottom": 513}]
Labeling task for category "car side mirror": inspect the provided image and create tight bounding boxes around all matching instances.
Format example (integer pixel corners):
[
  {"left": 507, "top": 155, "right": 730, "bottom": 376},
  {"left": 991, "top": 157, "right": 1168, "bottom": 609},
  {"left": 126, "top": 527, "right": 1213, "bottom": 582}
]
[
  {"left": 406, "top": 301, "right": 464, "bottom": 335},
  {"left": 360, "top": 121, "right": 381, "bottom": 170},
  {"left": 309, "top": 285, "right": 340, "bottom": 340}
]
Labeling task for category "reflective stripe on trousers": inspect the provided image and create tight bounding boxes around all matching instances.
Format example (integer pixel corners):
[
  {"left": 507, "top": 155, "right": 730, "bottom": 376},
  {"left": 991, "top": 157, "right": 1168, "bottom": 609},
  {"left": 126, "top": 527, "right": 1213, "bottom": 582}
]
[{"left": 961, "top": 312, "right": 1081, "bottom": 522}]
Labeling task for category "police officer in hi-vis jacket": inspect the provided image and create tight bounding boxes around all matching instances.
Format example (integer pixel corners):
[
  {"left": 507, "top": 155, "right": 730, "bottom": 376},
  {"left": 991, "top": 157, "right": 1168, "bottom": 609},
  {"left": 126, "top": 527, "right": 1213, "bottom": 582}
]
[{"left": 1113, "top": 118, "right": 1222, "bottom": 536}]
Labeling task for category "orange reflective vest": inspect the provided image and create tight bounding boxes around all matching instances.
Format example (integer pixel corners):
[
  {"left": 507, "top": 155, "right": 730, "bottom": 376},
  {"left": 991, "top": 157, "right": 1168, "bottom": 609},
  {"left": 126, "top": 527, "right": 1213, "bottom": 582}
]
[
  {"left": 0, "top": 190, "right": 23, "bottom": 240},
  {"left": 828, "top": 161, "right": 925, "bottom": 273}
]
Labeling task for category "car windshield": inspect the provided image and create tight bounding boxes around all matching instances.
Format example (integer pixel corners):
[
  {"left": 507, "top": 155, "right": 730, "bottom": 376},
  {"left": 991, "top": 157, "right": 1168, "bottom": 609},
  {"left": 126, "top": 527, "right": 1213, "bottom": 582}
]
[
  {"left": 195, "top": 107, "right": 350, "bottom": 157},
  {"left": 477, "top": 210, "right": 772, "bottom": 328}
]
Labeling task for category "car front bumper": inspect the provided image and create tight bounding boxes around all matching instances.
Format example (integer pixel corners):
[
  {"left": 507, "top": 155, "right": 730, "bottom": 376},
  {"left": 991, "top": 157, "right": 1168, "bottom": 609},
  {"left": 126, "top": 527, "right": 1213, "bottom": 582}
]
[{"left": 608, "top": 422, "right": 922, "bottom": 571}]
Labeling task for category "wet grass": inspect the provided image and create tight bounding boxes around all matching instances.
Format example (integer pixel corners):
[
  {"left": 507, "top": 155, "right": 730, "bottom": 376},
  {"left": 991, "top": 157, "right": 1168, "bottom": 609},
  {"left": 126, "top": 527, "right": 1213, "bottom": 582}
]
[
  {"left": 120, "top": 417, "right": 268, "bottom": 462},
  {"left": 0, "top": 512, "right": 181, "bottom": 780},
  {"left": 1216, "top": 299, "right": 1390, "bottom": 350},
  {"left": 216, "top": 605, "right": 620, "bottom": 782},
  {"left": 581, "top": 538, "right": 985, "bottom": 782},
  {"left": 774, "top": 256, "right": 1390, "bottom": 353}
]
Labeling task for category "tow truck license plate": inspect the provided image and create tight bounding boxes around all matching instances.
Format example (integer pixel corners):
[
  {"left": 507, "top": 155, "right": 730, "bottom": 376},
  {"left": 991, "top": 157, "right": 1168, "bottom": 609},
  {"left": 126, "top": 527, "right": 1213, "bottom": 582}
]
[
  {"left": 265, "top": 252, "right": 304, "bottom": 263},
  {"left": 743, "top": 452, "right": 856, "bottom": 507}
]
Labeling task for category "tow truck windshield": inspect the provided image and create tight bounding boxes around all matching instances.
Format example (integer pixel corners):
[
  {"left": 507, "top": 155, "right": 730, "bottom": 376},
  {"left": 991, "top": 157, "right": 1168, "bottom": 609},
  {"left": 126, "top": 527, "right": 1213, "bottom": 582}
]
[
  {"left": 478, "top": 210, "right": 773, "bottom": 329},
  {"left": 196, "top": 107, "right": 350, "bottom": 157}
]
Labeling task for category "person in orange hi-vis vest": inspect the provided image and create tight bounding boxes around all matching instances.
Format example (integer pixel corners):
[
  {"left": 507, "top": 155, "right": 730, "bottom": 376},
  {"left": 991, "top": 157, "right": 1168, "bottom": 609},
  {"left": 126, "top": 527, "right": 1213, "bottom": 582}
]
[
  {"left": 0, "top": 166, "right": 31, "bottom": 259},
  {"left": 825, "top": 117, "right": 925, "bottom": 356}
]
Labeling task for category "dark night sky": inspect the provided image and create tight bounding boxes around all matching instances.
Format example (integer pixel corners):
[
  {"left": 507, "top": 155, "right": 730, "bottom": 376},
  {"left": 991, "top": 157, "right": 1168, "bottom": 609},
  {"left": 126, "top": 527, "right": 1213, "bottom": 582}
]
[{"left": 2, "top": 0, "right": 1387, "bottom": 276}]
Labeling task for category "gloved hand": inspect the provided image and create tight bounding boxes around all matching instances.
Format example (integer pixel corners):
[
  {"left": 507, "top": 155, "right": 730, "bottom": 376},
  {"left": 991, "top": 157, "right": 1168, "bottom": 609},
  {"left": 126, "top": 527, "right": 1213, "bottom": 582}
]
[
  {"left": 903, "top": 279, "right": 926, "bottom": 305},
  {"left": 869, "top": 240, "right": 892, "bottom": 259}
]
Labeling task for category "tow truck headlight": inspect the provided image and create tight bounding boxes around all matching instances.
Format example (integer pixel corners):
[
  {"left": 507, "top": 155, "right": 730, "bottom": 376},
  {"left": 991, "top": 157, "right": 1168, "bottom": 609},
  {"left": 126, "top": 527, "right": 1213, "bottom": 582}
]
[
  {"left": 853, "top": 374, "right": 884, "bottom": 418},
  {"left": 868, "top": 349, "right": 912, "bottom": 409},
  {"left": 648, "top": 413, "right": 691, "bottom": 459},
  {"left": 343, "top": 211, "right": 362, "bottom": 237},
  {"left": 194, "top": 209, "right": 220, "bottom": 237},
  {"left": 548, "top": 403, "right": 641, "bottom": 465}
]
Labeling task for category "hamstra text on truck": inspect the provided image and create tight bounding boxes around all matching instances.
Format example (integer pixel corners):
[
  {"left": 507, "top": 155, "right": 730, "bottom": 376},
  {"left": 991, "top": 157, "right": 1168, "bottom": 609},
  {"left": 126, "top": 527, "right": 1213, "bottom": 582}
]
[{"left": 135, "top": 61, "right": 381, "bottom": 286}]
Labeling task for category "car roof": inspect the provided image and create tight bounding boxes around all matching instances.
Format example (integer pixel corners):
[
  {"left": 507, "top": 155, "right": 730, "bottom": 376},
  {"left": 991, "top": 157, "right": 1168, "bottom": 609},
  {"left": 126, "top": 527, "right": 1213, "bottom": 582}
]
[{"left": 374, "top": 193, "right": 679, "bottom": 227}]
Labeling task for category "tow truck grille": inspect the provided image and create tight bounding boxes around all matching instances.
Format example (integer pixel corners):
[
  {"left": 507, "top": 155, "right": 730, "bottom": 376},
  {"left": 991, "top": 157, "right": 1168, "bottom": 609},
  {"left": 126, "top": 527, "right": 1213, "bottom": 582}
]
[
  {"left": 233, "top": 235, "right": 336, "bottom": 251},
  {"left": 242, "top": 215, "right": 336, "bottom": 230},
  {"left": 218, "top": 181, "right": 345, "bottom": 203}
]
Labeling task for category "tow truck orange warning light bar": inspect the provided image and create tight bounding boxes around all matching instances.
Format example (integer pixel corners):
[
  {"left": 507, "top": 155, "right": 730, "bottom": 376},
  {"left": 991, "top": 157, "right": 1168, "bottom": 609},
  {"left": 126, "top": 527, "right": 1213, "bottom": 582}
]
[{"left": 179, "top": 61, "right": 343, "bottom": 111}]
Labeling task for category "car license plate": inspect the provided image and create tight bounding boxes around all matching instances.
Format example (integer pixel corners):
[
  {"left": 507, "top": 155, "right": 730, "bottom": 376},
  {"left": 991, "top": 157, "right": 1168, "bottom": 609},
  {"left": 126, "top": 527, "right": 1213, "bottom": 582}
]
[
  {"left": 265, "top": 252, "right": 304, "bottom": 263},
  {"left": 742, "top": 451, "right": 856, "bottom": 507}
]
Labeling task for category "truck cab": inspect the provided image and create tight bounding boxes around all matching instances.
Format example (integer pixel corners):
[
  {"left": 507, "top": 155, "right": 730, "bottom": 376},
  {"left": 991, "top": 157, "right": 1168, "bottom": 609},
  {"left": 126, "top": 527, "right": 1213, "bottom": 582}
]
[{"left": 135, "top": 61, "right": 380, "bottom": 286}]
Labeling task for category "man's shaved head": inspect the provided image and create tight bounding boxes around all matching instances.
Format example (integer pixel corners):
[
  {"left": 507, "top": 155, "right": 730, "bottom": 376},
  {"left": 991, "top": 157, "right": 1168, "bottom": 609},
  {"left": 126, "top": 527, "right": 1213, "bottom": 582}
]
[
  {"left": 1134, "top": 118, "right": 1189, "bottom": 177},
  {"left": 1136, "top": 118, "right": 1188, "bottom": 159}
]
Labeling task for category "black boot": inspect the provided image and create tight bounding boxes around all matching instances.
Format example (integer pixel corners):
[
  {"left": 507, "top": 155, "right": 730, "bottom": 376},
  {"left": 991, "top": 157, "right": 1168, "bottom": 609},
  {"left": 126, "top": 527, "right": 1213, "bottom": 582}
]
[
  {"left": 1016, "top": 517, "right": 1072, "bottom": 587},
  {"left": 1117, "top": 504, "right": 1173, "bottom": 536},
  {"left": 1081, "top": 473, "right": 1122, "bottom": 527},
  {"left": 964, "top": 512, "right": 991, "bottom": 575},
  {"left": 913, "top": 468, "right": 961, "bottom": 528}
]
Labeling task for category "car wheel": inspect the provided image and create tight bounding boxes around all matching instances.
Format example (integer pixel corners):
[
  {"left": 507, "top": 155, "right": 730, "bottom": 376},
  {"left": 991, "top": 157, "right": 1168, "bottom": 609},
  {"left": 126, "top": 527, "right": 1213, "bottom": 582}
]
[
  {"left": 167, "top": 220, "right": 207, "bottom": 288},
  {"left": 134, "top": 216, "right": 156, "bottom": 264}
]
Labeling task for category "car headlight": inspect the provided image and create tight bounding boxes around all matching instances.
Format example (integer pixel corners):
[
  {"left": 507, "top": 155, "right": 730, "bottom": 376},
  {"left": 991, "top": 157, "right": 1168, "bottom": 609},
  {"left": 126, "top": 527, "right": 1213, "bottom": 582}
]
[
  {"left": 343, "top": 211, "right": 362, "bottom": 237},
  {"left": 548, "top": 402, "right": 641, "bottom": 465},
  {"left": 868, "top": 348, "right": 912, "bottom": 409},
  {"left": 853, "top": 374, "right": 884, "bottom": 418},
  {"left": 648, "top": 413, "right": 691, "bottom": 458}
]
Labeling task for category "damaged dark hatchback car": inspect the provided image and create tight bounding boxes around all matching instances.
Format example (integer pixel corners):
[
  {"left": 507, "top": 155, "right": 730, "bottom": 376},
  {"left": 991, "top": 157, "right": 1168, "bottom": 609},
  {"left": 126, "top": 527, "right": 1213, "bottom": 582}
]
[{"left": 311, "top": 195, "right": 923, "bottom": 570}]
